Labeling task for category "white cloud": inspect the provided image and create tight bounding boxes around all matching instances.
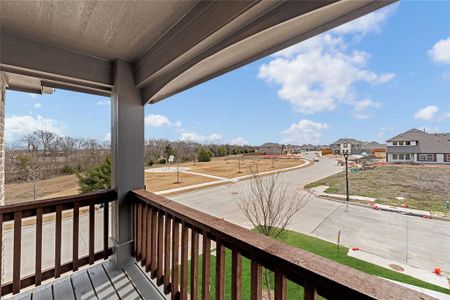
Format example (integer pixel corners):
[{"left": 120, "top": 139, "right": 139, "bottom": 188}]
[
  {"left": 282, "top": 119, "right": 328, "bottom": 144},
  {"left": 444, "top": 111, "right": 450, "bottom": 119},
  {"left": 352, "top": 99, "right": 382, "bottom": 119},
  {"left": 33, "top": 102, "right": 42, "bottom": 109},
  {"left": 414, "top": 105, "right": 439, "bottom": 121},
  {"left": 28, "top": 93, "right": 39, "bottom": 99},
  {"left": 332, "top": 4, "right": 396, "bottom": 36},
  {"left": 378, "top": 126, "right": 395, "bottom": 138},
  {"left": 104, "top": 132, "right": 111, "bottom": 143},
  {"left": 144, "top": 114, "right": 180, "bottom": 128},
  {"left": 230, "top": 137, "right": 248, "bottom": 146},
  {"left": 5, "top": 115, "right": 65, "bottom": 142},
  {"left": 96, "top": 99, "right": 110, "bottom": 106},
  {"left": 259, "top": 33, "right": 394, "bottom": 115},
  {"left": 179, "top": 131, "right": 223, "bottom": 143},
  {"left": 428, "top": 37, "right": 450, "bottom": 64}
]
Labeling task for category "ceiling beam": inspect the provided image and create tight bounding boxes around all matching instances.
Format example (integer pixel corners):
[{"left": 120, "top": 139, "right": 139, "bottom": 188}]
[
  {"left": 135, "top": 0, "right": 261, "bottom": 88},
  {"left": 142, "top": 0, "right": 396, "bottom": 104},
  {"left": 0, "top": 31, "right": 113, "bottom": 93}
]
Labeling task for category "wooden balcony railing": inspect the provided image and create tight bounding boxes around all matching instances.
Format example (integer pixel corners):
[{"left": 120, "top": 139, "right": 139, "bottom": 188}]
[
  {"left": 131, "top": 189, "right": 430, "bottom": 300},
  {"left": 0, "top": 190, "right": 116, "bottom": 296}
]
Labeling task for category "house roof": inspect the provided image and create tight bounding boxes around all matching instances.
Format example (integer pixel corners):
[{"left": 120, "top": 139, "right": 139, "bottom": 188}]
[
  {"left": 0, "top": 0, "right": 396, "bottom": 103},
  {"left": 330, "top": 138, "right": 362, "bottom": 145},
  {"left": 362, "top": 141, "right": 386, "bottom": 149},
  {"left": 386, "top": 129, "right": 450, "bottom": 153}
]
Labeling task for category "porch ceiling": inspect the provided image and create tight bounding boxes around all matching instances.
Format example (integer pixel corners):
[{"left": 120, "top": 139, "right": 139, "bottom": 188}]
[{"left": 0, "top": 0, "right": 396, "bottom": 104}]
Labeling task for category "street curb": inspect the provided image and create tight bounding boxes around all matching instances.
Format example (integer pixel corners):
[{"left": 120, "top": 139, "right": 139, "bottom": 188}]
[{"left": 304, "top": 190, "right": 450, "bottom": 222}]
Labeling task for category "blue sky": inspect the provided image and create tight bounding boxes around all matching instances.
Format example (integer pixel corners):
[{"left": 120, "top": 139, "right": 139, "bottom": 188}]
[{"left": 5, "top": 1, "right": 450, "bottom": 147}]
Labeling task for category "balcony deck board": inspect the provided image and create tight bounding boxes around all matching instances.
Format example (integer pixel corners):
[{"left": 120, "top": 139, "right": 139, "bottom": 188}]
[
  {"left": 9, "top": 260, "right": 165, "bottom": 300},
  {"left": 53, "top": 276, "right": 75, "bottom": 300}
]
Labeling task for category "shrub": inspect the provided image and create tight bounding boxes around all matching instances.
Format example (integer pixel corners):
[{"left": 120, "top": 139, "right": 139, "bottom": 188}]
[
  {"left": 198, "top": 149, "right": 212, "bottom": 162},
  {"left": 147, "top": 160, "right": 154, "bottom": 166},
  {"left": 159, "top": 158, "right": 167, "bottom": 164},
  {"left": 61, "top": 165, "right": 75, "bottom": 175},
  {"left": 77, "top": 156, "right": 111, "bottom": 193}
]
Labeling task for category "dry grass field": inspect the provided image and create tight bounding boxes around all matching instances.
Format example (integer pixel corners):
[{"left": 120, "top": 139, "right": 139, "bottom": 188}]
[
  {"left": 305, "top": 165, "right": 450, "bottom": 214},
  {"left": 165, "top": 156, "right": 305, "bottom": 178},
  {"left": 5, "top": 157, "right": 305, "bottom": 204},
  {"left": 144, "top": 172, "right": 216, "bottom": 192}
]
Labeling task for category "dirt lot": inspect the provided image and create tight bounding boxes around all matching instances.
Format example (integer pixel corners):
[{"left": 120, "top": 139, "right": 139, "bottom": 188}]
[
  {"left": 305, "top": 165, "right": 450, "bottom": 214},
  {"left": 154, "top": 156, "right": 305, "bottom": 179},
  {"left": 144, "top": 172, "right": 216, "bottom": 192},
  {"left": 5, "top": 157, "right": 305, "bottom": 204}
]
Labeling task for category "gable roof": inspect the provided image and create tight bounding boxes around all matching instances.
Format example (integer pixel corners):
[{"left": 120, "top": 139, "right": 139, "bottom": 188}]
[
  {"left": 330, "top": 138, "right": 362, "bottom": 145},
  {"left": 386, "top": 129, "right": 450, "bottom": 153}
]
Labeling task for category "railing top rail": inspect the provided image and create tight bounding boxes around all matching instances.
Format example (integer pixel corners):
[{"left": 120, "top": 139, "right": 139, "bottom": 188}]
[
  {"left": 0, "top": 190, "right": 116, "bottom": 217},
  {"left": 131, "top": 189, "right": 431, "bottom": 300}
]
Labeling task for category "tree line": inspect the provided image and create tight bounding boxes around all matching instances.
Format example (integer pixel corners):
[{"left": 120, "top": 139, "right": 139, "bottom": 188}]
[{"left": 6, "top": 131, "right": 257, "bottom": 184}]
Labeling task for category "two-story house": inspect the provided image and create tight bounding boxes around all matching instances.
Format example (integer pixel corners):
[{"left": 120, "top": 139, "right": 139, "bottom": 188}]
[
  {"left": 330, "top": 138, "right": 363, "bottom": 154},
  {"left": 386, "top": 129, "right": 450, "bottom": 164}
]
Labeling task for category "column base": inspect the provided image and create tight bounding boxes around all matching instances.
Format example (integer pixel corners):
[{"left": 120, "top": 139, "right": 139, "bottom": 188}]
[{"left": 110, "top": 238, "right": 134, "bottom": 269}]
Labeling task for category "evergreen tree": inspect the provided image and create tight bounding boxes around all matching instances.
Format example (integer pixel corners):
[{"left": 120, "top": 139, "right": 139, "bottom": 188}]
[
  {"left": 198, "top": 148, "right": 212, "bottom": 162},
  {"left": 77, "top": 156, "right": 111, "bottom": 193}
]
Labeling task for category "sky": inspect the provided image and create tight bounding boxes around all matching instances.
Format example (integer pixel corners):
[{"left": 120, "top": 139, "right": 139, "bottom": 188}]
[{"left": 5, "top": 1, "right": 450, "bottom": 147}]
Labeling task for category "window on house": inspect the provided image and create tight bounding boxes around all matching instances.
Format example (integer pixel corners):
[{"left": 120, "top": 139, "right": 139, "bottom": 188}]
[
  {"left": 344, "top": 143, "right": 348, "bottom": 147},
  {"left": 445, "top": 154, "right": 450, "bottom": 162},
  {"left": 405, "top": 141, "right": 411, "bottom": 145},
  {"left": 399, "top": 141, "right": 404, "bottom": 146},
  {"left": 418, "top": 154, "right": 435, "bottom": 161},
  {"left": 393, "top": 142, "right": 398, "bottom": 146},
  {"left": 405, "top": 154, "right": 411, "bottom": 160},
  {"left": 393, "top": 154, "right": 398, "bottom": 159},
  {"left": 399, "top": 154, "right": 404, "bottom": 160}
]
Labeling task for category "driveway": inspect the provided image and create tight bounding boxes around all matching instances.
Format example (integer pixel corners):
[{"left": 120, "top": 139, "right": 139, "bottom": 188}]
[{"left": 170, "top": 156, "right": 450, "bottom": 273}]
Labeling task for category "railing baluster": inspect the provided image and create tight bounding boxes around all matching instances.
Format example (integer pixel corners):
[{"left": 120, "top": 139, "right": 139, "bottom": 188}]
[
  {"left": 55, "top": 205, "right": 62, "bottom": 278},
  {"left": 35, "top": 208, "right": 43, "bottom": 285},
  {"left": 73, "top": 201, "right": 79, "bottom": 271},
  {"left": 145, "top": 205, "right": 152, "bottom": 272},
  {"left": 304, "top": 280, "right": 317, "bottom": 300},
  {"left": 164, "top": 215, "right": 172, "bottom": 294},
  {"left": 89, "top": 202, "right": 95, "bottom": 265},
  {"left": 250, "top": 261, "right": 262, "bottom": 300},
  {"left": 137, "top": 202, "right": 142, "bottom": 261},
  {"left": 133, "top": 201, "right": 137, "bottom": 257},
  {"left": 202, "top": 234, "right": 211, "bottom": 300},
  {"left": 157, "top": 211, "right": 164, "bottom": 284},
  {"left": 103, "top": 201, "right": 109, "bottom": 259},
  {"left": 231, "top": 249, "right": 242, "bottom": 300},
  {"left": 180, "top": 224, "right": 188, "bottom": 299},
  {"left": 151, "top": 208, "right": 157, "bottom": 278},
  {"left": 13, "top": 211, "right": 22, "bottom": 294},
  {"left": 141, "top": 204, "right": 148, "bottom": 266},
  {"left": 171, "top": 220, "right": 180, "bottom": 300},
  {"left": 191, "top": 228, "right": 199, "bottom": 300},
  {"left": 274, "top": 272, "right": 287, "bottom": 300},
  {"left": 215, "top": 239, "right": 225, "bottom": 300}
]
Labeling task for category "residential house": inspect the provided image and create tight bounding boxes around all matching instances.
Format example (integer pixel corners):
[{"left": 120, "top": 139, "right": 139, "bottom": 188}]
[
  {"left": 330, "top": 138, "right": 363, "bottom": 154},
  {"left": 386, "top": 129, "right": 450, "bottom": 164},
  {"left": 331, "top": 139, "right": 386, "bottom": 155},
  {"left": 259, "top": 142, "right": 283, "bottom": 155}
]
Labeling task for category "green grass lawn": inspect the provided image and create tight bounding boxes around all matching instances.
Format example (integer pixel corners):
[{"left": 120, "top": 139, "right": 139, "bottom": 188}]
[
  {"left": 187, "top": 229, "right": 449, "bottom": 299},
  {"left": 304, "top": 166, "right": 450, "bottom": 215}
]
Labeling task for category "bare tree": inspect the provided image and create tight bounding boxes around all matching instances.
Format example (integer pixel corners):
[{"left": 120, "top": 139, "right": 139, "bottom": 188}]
[
  {"left": 33, "top": 130, "right": 58, "bottom": 156},
  {"left": 235, "top": 168, "right": 309, "bottom": 299}
]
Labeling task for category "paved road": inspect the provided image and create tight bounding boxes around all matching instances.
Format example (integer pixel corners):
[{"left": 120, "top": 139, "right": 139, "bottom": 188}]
[{"left": 170, "top": 155, "right": 450, "bottom": 273}]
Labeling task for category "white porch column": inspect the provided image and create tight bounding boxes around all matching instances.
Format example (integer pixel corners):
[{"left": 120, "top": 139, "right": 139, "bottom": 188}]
[{"left": 111, "top": 60, "right": 144, "bottom": 267}]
